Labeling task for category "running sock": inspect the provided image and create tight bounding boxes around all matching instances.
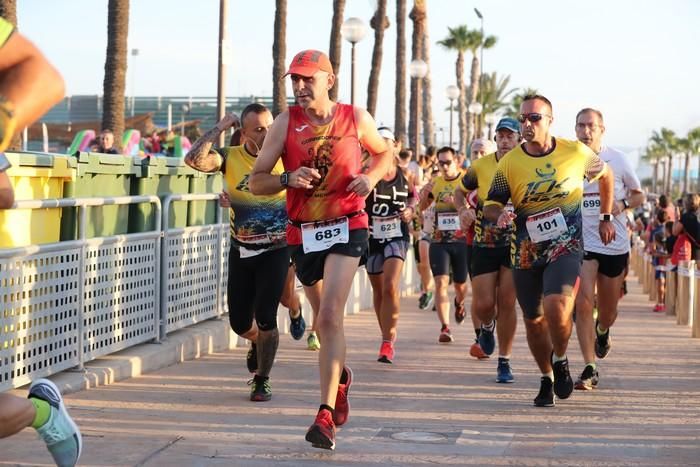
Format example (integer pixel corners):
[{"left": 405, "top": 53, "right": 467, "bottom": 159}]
[
  {"left": 29, "top": 397, "right": 51, "bottom": 429},
  {"left": 482, "top": 321, "right": 495, "bottom": 332},
  {"left": 253, "top": 374, "right": 269, "bottom": 382},
  {"left": 256, "top": 328, "right": 279, "bottom": 378},
  {"left": 552, "top": 353, "right": 567, "bottom": 364},
  {"left": 543, "top": 371, "right": 554, "bottom": 382},
  {"left": 289, "top": 308, "right": 301, "bottom": 319},
  {"left": 596, "top": 323, "right": 608, "bottom": 335},
  {"left": 499, "top": 355, "right": 511, "bottom": 361},
  {"left": 319, "top": 404, "right": 335, "bottom": 415},
  {"left": 441, "top": 324, "right": 449, "bottom": 332},
  {"left": 585, "top": 362, "right": 597, "bottom": 370}
]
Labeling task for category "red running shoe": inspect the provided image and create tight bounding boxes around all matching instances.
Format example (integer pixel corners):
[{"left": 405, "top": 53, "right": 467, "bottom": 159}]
[
  {"left": 305, "top": 408, "right": 336, "bottom": 450},
  {"left": 377, "top": 341, "right": 395, "bottom": 364},
  {"left": 333, "top": 365, "right": 353, "bottom": 426},
  {"left": 469, "top": 341, "right": 489, "bottom": 359}
]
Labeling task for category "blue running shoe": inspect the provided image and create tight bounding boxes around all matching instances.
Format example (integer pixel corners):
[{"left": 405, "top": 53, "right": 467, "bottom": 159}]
[
  {"left": 289, "top": 308, "right": 306, "bottom": 341},
  {"left": 28, "top": 378, "right": 82, "bottom": 467},
  {"left": 496, "top": 357, "right": 514, "bottom": 383},
  {"left": 478, "top": 322, "right": 496, "bottom": 356}
]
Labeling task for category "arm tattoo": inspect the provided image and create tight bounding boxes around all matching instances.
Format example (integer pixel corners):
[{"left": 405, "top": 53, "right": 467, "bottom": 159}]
[{"left": 184, "top": 125, "right": 224, "bottom": 173}]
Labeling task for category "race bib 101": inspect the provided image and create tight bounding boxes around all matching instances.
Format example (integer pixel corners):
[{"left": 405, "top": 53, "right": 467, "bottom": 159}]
[
  {"left": 301, "top": 217, "right": 349, "bottom": 253},
  {"left": 372, "top": 215, "right": 402, "bottom": 240},
  {"left": 437, "top": 212, "right": 459, "bottom": 231},
  {"left": 526, "top": 207, "right": 567, "bottom": 243}
]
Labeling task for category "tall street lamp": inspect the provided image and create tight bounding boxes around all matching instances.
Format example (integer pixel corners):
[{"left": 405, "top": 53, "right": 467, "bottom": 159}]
[
  {"left": 409, "top": 59, "right": 429, "bottom": 155},
  {"left": 445, "top": 84, "right": 460, "bottom": 147},
  {"left": 468, "top": 102, "right": 483, "bottom": 142},
  {"left": 485, "top": 113, "right": 497, "bottom": 140},
  {"left": 341, "top": 17, "right": 367, "bottom": 106}
]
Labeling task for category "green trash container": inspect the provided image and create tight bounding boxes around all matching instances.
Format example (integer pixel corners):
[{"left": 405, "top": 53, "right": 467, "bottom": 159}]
[
  {"left": 129, "top": 156, "right": 193, "bottom": 231},
  {"left": 0, "top": 151, "right": 75, "bottom": 247},
  {"left": 188, "top": 170, "right": 224, "bottom": 226},
  {"left": 60, "top": 151, "right": 139, "bottom": 240}
]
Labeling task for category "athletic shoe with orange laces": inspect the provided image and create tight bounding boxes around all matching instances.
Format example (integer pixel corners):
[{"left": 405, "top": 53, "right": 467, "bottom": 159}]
[
  {"left": 305, "top": 408, "right": 336, "bottom": 450},
  {"left": 469, "top": 341, "right": 489, "bottom": 359},
  {"left": 377, "top": 340, "right": 395, "bottom": 364},
  {"left": 333, "top": 365, "right": 353, "bottom": 426}
]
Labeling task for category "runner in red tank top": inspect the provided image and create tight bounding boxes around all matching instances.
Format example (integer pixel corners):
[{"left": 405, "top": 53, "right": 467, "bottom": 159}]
[{"left": 249, "top": 49, "right": 393, "bottom": 451}]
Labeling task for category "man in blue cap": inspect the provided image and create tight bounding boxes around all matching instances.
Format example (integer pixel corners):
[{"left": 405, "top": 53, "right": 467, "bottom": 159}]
[{"left": 454, "top": 117, "right": 521, "bottom": 383}]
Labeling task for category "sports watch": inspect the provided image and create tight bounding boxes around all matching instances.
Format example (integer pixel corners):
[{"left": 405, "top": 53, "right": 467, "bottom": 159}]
[
  {"left": 280, "top": 171, "right": 291, "bottom": 187},
  {"left": 599, "top": 213, "right": 613, "bottom": 222},
  {"left": 621, "top": 198, "right": 630, "bottom": 210}
]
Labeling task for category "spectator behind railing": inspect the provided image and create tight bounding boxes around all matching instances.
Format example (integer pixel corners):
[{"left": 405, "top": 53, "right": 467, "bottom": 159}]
[
  {"left": 90, "top": 128, "right": 120, "bottom": 154},
  {"left": 672, "top": 193, "right": 700, "bottom": 261}
]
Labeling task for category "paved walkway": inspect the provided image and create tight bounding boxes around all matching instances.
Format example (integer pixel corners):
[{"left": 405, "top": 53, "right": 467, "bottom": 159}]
[{"left": 3, "top": 272, "right": 700, "bottom": 466}]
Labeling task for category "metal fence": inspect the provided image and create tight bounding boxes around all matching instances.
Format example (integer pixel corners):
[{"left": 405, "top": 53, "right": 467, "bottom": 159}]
[{"left": 1, "top": 194, "right": 420, "bottom": 391}]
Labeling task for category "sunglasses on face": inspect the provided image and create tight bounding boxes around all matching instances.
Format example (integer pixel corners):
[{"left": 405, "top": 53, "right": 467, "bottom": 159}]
[
  {"left": 437, "top": 159, "right": 454, "bottom": 166},
  {"left": 518, "top": 113, "right": 550, "bottom": 123}
]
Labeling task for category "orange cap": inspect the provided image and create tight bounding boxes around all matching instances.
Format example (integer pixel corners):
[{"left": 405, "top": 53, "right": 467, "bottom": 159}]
[{"left": 284, "top": 50, "right": 333, "bottom": 77}]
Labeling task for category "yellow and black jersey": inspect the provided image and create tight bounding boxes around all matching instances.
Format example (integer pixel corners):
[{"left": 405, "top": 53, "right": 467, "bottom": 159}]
[
  {"left": 485, "top": 138, "right": 606, "bottom": 269},
  {"left": 429, "top": 171, "right": 465, "bottom": 243},
  {"left": 459, "top": 152, "right": 512, "bottom": 249},
  {"left": 219, "top": 145, "right": 287, "bottom": 248}
]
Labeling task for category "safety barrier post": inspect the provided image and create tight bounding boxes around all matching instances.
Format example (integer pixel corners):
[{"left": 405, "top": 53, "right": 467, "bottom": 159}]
[
  {"left": 642, "top": 253, "right": 651, "bottom": 294},
  {"left": 666, "top": 265, "right": 677, "bottom": 316},
  {"left": 676, "top": 261, "right": 695, "bottom": 327},
  {"left": 694, "top": 268, "right": 700, "bottom": 337}
]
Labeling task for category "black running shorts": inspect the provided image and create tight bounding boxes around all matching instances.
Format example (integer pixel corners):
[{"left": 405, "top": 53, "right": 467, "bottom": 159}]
[
  {"left": 429, "top": 241, "right": 469, "bottom": 283},
  {"left": 290, "top": 229, "right": 368, "bottom": 286},
  {"left": 583, "top": 251, "right": 629, "bottom": 278},
  {"left": 512, "top": 251, "right": 583, "bottom": 320},
  {"left": 470, "top": 246, "right": 510, "bottom": 278}
]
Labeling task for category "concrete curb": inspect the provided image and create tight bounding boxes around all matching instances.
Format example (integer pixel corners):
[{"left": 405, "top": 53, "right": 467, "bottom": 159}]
[{"left": 43, "top": 316, "right": 239, "bottom": 396}]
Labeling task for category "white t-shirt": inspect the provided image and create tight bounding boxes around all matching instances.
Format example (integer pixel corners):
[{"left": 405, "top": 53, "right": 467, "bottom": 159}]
[{"left": 582, "top": 146, "right": 641, "bottom": 255}]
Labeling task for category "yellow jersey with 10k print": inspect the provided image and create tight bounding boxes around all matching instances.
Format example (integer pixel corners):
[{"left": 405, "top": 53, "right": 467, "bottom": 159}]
[{"left": 485, "top": 138, "right": 606, "bottom": 269}]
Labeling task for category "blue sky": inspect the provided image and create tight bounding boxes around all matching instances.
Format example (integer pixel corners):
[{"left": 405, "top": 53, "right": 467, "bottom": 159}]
[{"left": 18, "top": 0, "right": 700, "bottom": 153}]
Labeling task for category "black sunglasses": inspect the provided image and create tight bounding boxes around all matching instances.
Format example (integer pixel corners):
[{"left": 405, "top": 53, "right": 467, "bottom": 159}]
[
  {"left": 518, "top": 113, "right": 550, "bottom": 123},
  {"left": 437, "top": 159, "right": 454, "bottom": 166}
]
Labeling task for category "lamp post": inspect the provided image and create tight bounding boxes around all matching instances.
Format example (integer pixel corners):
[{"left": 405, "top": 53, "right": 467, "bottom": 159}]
[
  {"left": 409, "top": 59, "right": 429, "bottom": 155},
  {"left": 341, "top": 17, "right": 367, "bottom": 106},
  {"left": 445, "top": 84, "right": 460, "bottom": 147},
  {"left": 130, "top": 48, "right": 139, "bottom": 117},
  {"left": 485, "top": 113, "right": 497, "bottom": 140},
  {"left": 468, "top": 102, "right": 483, "bottom": 141}
]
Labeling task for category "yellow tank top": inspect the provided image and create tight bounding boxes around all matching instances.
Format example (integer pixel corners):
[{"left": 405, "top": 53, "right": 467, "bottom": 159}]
[{"left": 221, "top": 145, "right": 287, "bottom": 248}]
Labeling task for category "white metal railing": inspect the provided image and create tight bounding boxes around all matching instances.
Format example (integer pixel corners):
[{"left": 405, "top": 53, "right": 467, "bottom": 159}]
[{"left": 1, "top": 194, "right": 422, "bottom": 391}]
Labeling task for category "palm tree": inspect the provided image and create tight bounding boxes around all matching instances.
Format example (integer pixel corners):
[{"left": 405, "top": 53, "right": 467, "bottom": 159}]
[
  {"left": 437, "top": 25, "right": 469, "bottom": 155},
  {"left": 688, "top": 127, "right": 700, "bottom": 192},
  {"left": 642, "top": 142, "right": 664, "bottom": 193},
  {"left": 420, "top": 1, "right": 435, "bottom": 150},
  {"left": 651, "top": 128, "right": 677, "bottom": 194},
  {"left": 465, "top": 29, "right": 496, "bottom": 140},
  {"left": 506, "top": 87, "right": 540, "bottom": 117},
  {"left": 102, "top": 0, "right": 130, "bottom": 148},
  {"left": 408, "top": 0, "right": 426, "bottom": 152},
  {"left": 328, "top": 0, "right": 346, "bottom": 102},
  {"left": 366, "top": 0, "right": 389, "bottom": 117},
  {"left": 476, "top": 72, "right": 517, "bottom": 138},
  {"left": 394, "top": 0, "right": 407, "bottom": 147},
  {"left": 680, "top": 127, "right": 700, "bottom": 193},
  {"left": 272, "top": 0, "right": 287, "bottom": 116}
]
